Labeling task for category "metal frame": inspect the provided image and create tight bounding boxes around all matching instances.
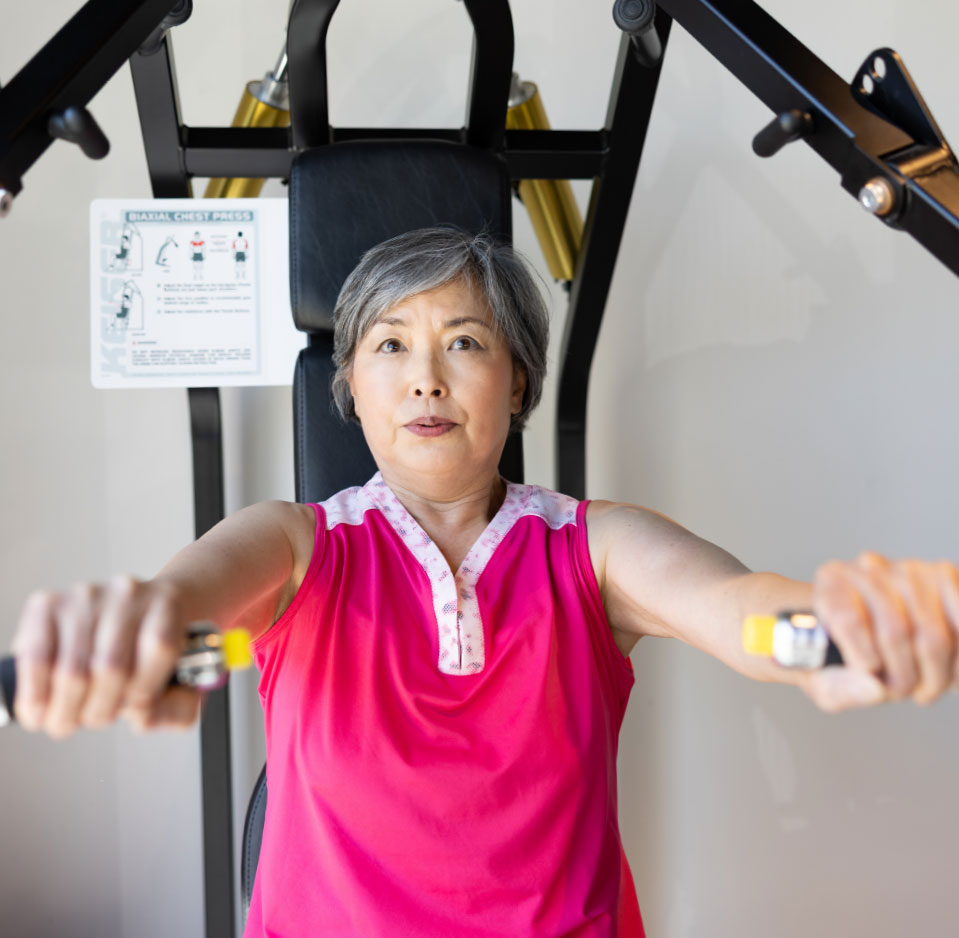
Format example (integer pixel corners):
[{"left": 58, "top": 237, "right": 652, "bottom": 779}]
[
  {"left": 3, "top": 1, "right": 959, "bottom": 934},
  {"left": 186, "top": 388, "right": 235, "bottom": 938}
]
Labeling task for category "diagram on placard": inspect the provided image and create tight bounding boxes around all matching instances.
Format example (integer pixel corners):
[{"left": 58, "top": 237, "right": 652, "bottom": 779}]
[
  {"left": 105, "top": 222, "right": 143, "bottom": 272},
  {"left": 189, "top": 230, "right": 206, "bottom": 280},
  {"left": 107, "top": 280, "right": 144, "bottom": 331},
  {"left": 232, "top": 230, "right": 249, "bottom": 280},
  {"left": 155, "top": 234, "right": 179, "bottom": 269}
]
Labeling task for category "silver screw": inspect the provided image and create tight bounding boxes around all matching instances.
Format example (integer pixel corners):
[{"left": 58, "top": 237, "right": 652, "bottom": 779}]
[
  {"left": 859, "top": 177, "right": 896, "bottom": 216},
  {"left": 0, "top": 189, "right": 12, "bottom": 218}
]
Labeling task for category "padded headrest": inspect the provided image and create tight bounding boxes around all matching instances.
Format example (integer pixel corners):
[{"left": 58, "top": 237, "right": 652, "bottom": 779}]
[{"left": 289, "top": 140, "right": 512, "bottom": 334}]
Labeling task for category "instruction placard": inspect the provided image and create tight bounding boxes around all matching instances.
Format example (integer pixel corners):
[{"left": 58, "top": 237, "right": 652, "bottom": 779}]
[{"left": 90, "top": 198, "right": 306, "bottom": 388}]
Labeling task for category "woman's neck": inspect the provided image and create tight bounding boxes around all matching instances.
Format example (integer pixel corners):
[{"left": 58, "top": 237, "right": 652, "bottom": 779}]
[
  {"left": 383, "top": 472, "right": 505, "bottom": 528},
  {"left": 379, "top": 471, "right": 506, "bottom": 569}
]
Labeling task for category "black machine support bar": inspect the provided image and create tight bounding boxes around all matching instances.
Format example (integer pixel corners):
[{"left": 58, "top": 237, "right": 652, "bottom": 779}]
[
  {"left": 284, "top": 0, "right": 514, "bottom": 151},
  {"left": 5, "top": 0, "right": 959, "bottom": 276},
  {"left": 654, "top": 0, "right": 959, "bottom": 274},
  {"left": 187, "top": 387, "right": 236, "bottom": 938},
  {"left": 556, "top": 21, "right": 673, "bottom": 498},
  {"left": 129, "top": 37, "right": 193, "bottom": 198},
  {"left": 0, "top": 0, "right": 177, "bottom": 198}
]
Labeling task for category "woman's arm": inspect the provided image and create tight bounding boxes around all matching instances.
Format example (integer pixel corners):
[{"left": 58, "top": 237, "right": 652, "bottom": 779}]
[
  {"left": 12, "top": 499, "right": 315, "bottom": 737},
  {"left": 151, "top": 500, "right": 316, "bottom": 639},
  {"left": 587, "top": 500, "right": 959, "bottom": 711}
]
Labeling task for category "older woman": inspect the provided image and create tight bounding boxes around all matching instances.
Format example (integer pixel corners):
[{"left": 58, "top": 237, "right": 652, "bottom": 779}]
[{"left": 12, "top": 227, "right": 959, "bottom": 937}]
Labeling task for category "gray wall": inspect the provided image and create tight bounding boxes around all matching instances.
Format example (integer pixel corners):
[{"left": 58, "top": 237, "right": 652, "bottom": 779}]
[{"left": 1, "top": 1, "right": 956, "bottom": 935}]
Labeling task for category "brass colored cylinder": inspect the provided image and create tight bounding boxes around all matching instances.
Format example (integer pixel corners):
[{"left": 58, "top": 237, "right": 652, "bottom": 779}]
[
  {"left": 507, "top": 78, "right": 583, "bottom": 282},
  {"left": 204, "top": 81, "right": 291, "bottom": 199}
]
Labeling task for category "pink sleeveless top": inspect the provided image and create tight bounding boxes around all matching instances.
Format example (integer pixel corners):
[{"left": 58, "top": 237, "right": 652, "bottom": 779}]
[{"left": 244, "top": 473, "right": 643, "bottom": 937}]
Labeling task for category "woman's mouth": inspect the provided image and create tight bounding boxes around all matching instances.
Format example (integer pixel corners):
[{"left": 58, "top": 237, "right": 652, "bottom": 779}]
[{"left": 404, "top": 417, "right": 457, "bottom": 437}]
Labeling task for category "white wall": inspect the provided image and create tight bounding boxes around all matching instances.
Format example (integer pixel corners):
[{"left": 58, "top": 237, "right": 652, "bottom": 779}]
[{"left": 1, "top": 1, "right": 957, "bottom": 936}]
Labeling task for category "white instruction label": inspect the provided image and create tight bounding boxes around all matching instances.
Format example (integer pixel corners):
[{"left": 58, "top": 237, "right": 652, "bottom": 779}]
[{"left": 90, "top": 198, "right": 306, "bottom": 388}]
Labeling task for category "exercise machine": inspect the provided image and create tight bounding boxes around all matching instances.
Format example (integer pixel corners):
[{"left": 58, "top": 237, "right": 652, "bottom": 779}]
[{"left": 2, "top": 1, "right": 958, "bottom": 934}]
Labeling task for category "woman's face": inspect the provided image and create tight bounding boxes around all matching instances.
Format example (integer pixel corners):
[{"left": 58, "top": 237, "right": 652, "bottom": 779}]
[{"left": 348, "top": 278, "right": 526, "bottom": 490}]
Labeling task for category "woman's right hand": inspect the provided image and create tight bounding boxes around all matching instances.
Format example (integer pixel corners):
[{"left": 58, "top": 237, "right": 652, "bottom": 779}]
[{"left": 11, "top": 576, "right": 200, "bottom": 737}]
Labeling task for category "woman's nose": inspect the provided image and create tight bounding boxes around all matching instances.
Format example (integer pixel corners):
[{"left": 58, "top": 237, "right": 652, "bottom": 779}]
[{"left": 410, "top": 353, "right": 447, "bottom": 398}]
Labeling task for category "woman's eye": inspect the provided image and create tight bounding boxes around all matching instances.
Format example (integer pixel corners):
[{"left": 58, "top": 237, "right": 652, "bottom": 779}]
[
  {"left": 452, "top": 336, "right": 481, "bottom": 350},
  {"left": 379, "top": 338, "right": 403, "bottom": 353}
]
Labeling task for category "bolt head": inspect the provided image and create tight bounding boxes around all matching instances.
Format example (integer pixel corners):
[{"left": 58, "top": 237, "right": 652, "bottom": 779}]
[{"left": 859, "top": 177, "right": 896, "bottom": 216}]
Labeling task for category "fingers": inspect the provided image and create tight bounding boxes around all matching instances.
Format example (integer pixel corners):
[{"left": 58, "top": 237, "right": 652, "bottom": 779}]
[
  {"left": 813, "top": 553, "right": 958, "bottom": 709},
  {"left": 937, "top": 560, "right": 959, "bottom": 691},
  {"left": 799, "top": 667, "right": 887, "bottom": 713},
  {"left": 12, "top": 590, "right": 58, "bottom": 731},
  {"left": 80, "top": 576, "right": 141, "bottom": 728},
  {"left": 813, "top": 561, "right": 884, "bottom": 675},
  {"left": 849, "top": 553, "right": 919, "bottom": 699},
  {"left": 125, "top": 583, "right": 187, "bottom": 726},
  {"left": 124, "top": 686, "right": 202, "bottom": 732},
  {"left": 45, "top": 584, "right": 100, "bottom": 738},
  {"left": 11, "top": 578, "right": 198, "bottom": 737},
  {"left": 898, "top": 560, "right": 955, "bottom": 705}
]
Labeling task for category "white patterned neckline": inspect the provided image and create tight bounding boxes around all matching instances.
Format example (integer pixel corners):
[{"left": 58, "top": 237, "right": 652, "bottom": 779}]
[{"left": 323, "top": 472, "right": 579, "bottom": 675}]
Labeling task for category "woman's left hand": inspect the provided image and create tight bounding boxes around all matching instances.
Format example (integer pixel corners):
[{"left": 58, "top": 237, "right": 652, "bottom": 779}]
[{"left": 803, "top": 553, "right": 959, "bottom": 712}]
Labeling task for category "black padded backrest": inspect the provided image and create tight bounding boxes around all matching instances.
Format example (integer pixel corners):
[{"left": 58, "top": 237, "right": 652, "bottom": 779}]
[
  {"left": 294, "top": 333, "right": 378, "bottom": 503},
  {"left": 290, "top": 140, "right": 512, "bottom": 334}
]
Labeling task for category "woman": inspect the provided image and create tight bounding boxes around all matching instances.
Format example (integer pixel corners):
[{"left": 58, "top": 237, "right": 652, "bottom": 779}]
[{"left": 12, "top": 228, "right": 958, "bottom": 937}]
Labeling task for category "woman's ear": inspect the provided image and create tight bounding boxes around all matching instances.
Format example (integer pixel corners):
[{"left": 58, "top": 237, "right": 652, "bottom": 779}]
[
  {"left": 347, "top": 372, "right": 361, "bottom": 422},
  {"left": 510, "top": 365, "right": 527, "bottom": 415}
]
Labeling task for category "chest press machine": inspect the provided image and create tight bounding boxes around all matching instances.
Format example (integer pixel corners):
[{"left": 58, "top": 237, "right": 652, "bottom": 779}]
[{"left": 2, "top": 0, "right": 959, "bottom": 934}]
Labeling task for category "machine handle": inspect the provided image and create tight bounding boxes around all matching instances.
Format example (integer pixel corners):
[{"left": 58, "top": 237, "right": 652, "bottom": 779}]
[
  {"left": 742, "top": 611, "right": 844, "bottom": 669},
  {"left": 47, "top": 106, "right": 110, "bottom": 160},
  {"left": 752, "top": 109, "right": 814, "bottom": 157}
]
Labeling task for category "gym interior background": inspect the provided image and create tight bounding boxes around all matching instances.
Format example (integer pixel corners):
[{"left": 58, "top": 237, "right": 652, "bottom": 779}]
[{"left": 1, "top": 0, "right": 957, "bottom": 935}]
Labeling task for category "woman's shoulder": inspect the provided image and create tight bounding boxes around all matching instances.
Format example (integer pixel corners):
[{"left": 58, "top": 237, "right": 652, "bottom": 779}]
[{"left": 234, "top": 500, "right": 319, "bottom": 574}]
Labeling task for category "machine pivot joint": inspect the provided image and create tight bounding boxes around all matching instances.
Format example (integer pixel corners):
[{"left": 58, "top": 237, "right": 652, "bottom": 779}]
[
  {"left": 612, "top": 0, "right": 663, "bottom": 68},
  {"left": 850, "top": 48, "right": 958, "bottom": 224},
  {"left": 139, "top": 0, "right": 194, "bottom": 57}
]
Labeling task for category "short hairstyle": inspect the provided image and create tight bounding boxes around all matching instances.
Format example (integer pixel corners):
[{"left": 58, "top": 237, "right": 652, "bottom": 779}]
[{"left": 331, "top": 227, "right": 549, "bottom": 432}]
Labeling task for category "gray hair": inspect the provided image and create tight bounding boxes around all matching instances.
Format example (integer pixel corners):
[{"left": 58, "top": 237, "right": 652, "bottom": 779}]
[{"left": 331, "top": 227, "right": 549, "bottom": 432}]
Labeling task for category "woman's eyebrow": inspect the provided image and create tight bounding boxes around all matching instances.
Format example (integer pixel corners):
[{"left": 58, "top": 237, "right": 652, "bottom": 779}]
[
  {"left": 371, "top": 315, "right": 493, "bottom": 330},
  {"left": 444, "top": 316, "right": 493, "bottom": 330}
]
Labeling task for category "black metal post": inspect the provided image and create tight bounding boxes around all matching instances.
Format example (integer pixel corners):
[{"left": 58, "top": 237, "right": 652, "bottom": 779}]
[
  {"left": 460, "top": 0, "right": 514, "bottom": 150},
  {"left": 129, "top": 39, "right": 192, "bottom": 198},
  {"left": 555, "top": 18, "right": 672, "bottom": 499},
  {"left": 287, "top": 0, "right": 341, "bottom": 149},
  {"left": 130, "top": 38, "right": 235, "bottom": 938},
  {"left": 188, "top": 387, "right": 235, "bottom": 938}
]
